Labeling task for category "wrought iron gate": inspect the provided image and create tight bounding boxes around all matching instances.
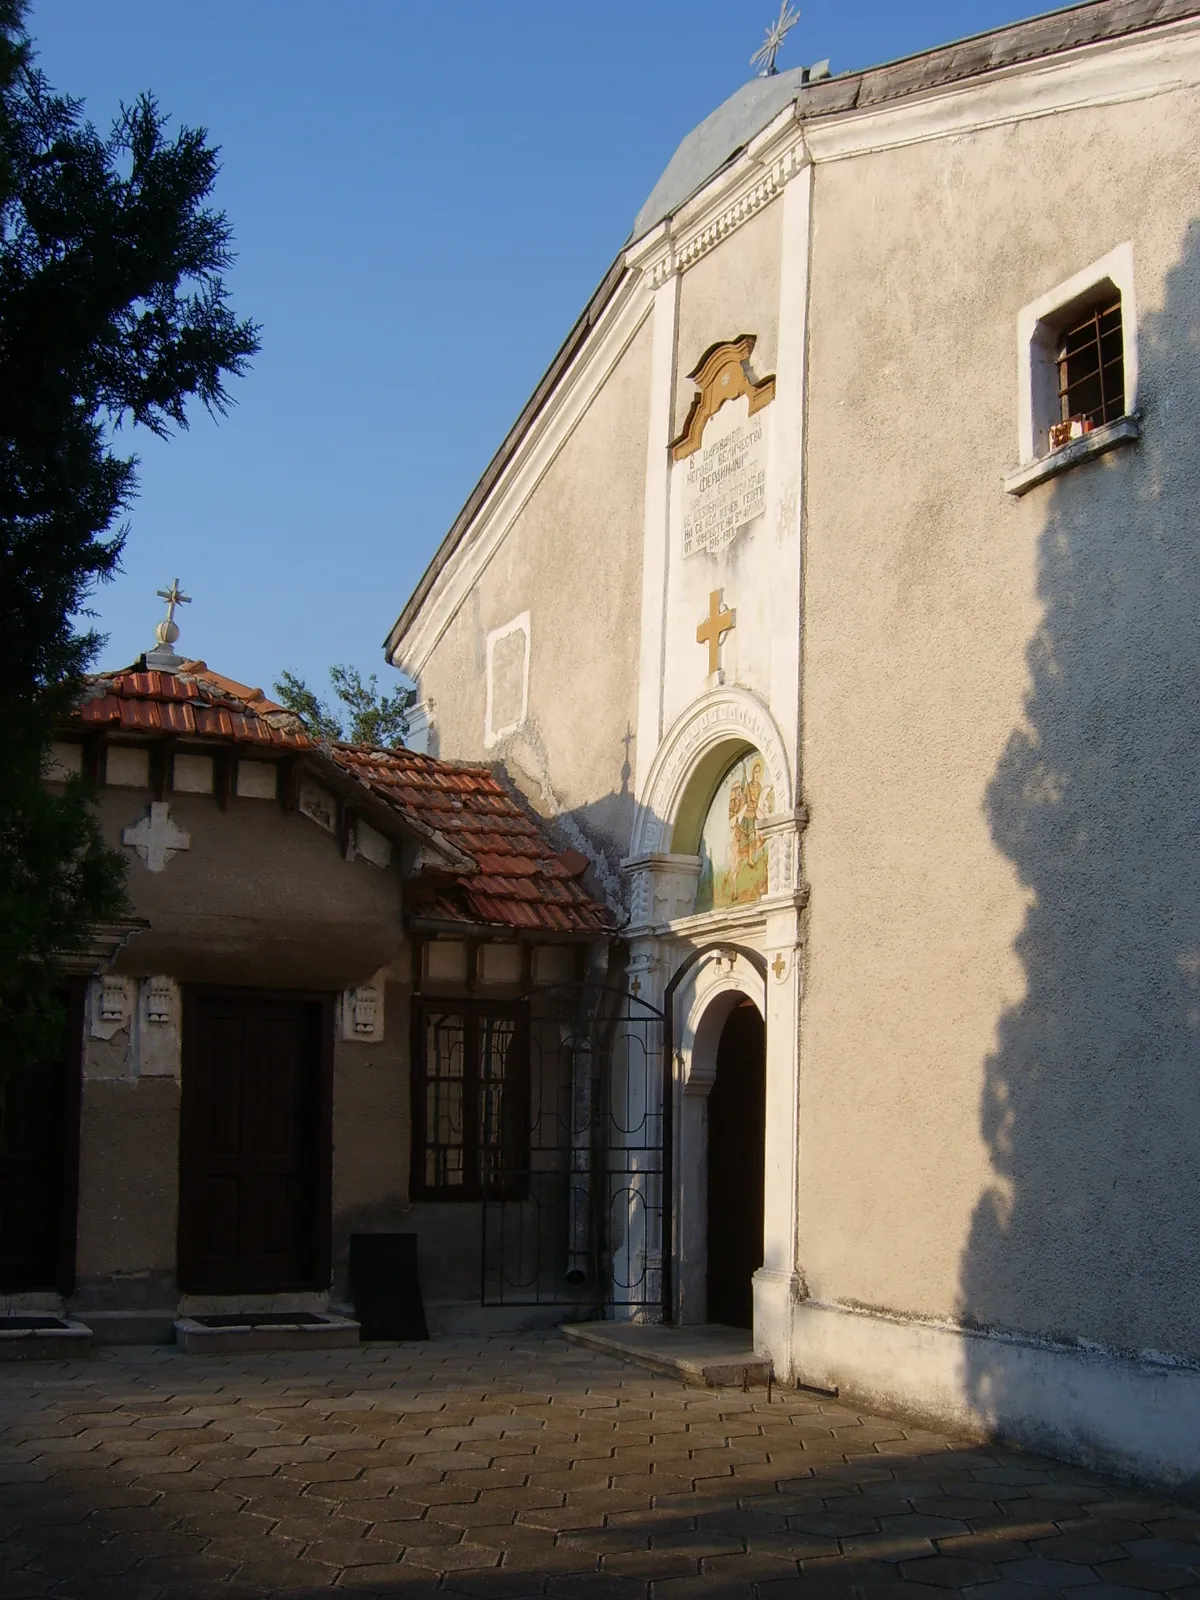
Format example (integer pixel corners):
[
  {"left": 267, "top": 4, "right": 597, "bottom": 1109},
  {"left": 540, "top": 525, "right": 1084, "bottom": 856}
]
[{"left": 480, "top": 983, "right": 665, "bottom": 1317}]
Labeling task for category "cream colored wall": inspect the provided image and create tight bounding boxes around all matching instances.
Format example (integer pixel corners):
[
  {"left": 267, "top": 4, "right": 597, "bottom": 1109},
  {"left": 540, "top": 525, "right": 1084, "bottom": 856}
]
[
  {"left": 96, "top": 787, "right": 402, "bottom": 990},
  {"left": 673, "top": 201, "right": 782, "bottom": 438},
  {"left": 799, "top": 91, "right": 1200, "bottom": 1364},
  {"left": 331, "top": 977, "right": 412, "bottom": 1298},
  {"left": 415, "top": 320, "right": 653, "bottom": 885},
  {"left": 73, "top": 786, "right": 411, "bottom": 1311}
]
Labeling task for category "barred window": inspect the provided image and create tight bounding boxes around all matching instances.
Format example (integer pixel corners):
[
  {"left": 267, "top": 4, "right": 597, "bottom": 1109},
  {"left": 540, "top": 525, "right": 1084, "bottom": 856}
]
[
  {"left": 1051, "top": 297, "right": 1125, "bottom": 448},
  {"left": 412, "top": 1003, "right": 528, "bottom": 1200}
]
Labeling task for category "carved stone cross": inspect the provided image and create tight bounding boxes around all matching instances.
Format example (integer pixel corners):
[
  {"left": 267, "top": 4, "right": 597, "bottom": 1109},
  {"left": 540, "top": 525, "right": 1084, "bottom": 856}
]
[
  {"left": 697, "top": 589, "right": 737, "bottom": 675},
  {"left": 122, "top": 801, "right": 191, "bottom": 873}
]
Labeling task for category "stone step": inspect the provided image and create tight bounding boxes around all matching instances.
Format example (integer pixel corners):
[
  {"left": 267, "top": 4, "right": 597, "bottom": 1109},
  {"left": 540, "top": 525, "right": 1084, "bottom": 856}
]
[
  {"left": 174, "top": 1312, "right": 360, "bottom": 1354},
  {"left": 0, "top": 1317, "right": 93, "bottom": 1361},
  {"left": 561, "top": 1320, "right": 772, "bottom": 1388}
]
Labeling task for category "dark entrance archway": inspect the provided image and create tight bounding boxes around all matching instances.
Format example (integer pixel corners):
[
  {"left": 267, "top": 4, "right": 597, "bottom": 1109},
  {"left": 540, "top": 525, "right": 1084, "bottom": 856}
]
[{"left": 706, "top": 999, "right": 765, "bottom": 1328}]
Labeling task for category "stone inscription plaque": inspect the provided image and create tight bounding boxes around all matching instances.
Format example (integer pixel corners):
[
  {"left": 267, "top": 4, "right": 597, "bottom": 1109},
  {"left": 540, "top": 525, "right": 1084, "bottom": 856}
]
[{"left": 681, "top": 399, "right": 768, "bottom": 558}]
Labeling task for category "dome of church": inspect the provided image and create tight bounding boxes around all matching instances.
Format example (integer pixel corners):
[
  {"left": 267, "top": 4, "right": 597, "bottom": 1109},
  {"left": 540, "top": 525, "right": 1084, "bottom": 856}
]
[{"left": 630, "top": 64, "right": 810, "bottom": 243}]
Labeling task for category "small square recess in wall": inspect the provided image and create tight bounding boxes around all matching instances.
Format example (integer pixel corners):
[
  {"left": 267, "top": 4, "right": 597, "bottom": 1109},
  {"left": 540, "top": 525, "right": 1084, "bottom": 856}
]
[
  {"left": 172, "top": 754, "right": 213, "bottom": 794},
  {"left": 106, "top": 746, "right": 150, "bottom": 788},
  {"left": 236, "top": 759, "right": 278, "bottom": 800}
]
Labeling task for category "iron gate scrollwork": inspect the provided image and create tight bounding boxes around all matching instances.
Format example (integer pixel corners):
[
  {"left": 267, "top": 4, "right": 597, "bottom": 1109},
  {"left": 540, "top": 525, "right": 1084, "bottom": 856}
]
[{"left": 480, "top": 983, "right": 666, "bottom": 1317}]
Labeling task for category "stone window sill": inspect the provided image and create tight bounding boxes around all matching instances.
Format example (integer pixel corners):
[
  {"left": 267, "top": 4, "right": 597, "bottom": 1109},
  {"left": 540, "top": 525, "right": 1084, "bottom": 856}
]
[{"left": 1003, "top": 414, "right": 1141, "bottom": 497}]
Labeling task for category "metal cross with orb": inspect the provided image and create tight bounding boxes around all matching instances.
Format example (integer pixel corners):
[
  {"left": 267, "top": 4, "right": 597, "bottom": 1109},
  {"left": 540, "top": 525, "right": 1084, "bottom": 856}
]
[
  {"left": 155, "top": 578, "right": 191, "bottom": 647},
  {"left": 751, "top": 1, "right": 800, "bottom": 76}
]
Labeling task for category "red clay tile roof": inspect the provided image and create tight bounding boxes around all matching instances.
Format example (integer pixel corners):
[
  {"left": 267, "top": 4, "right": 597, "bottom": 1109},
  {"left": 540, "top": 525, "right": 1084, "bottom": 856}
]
[
  {"left": 70, "top": 661, "right": 614, "bottom": 936},
  {"left": 331, "top": 745, "right": 614, "bottom": 935},
  {"left": 78, "top": 662, "right": 309, "bottom": 747}
]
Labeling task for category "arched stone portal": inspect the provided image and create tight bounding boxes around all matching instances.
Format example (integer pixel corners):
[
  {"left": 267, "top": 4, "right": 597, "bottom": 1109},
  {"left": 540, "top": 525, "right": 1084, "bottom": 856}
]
[
  {"left": 621, "top": 687, "right": 807, "bottom": 1374},
  {"left": 672, "top": 954, "right": 768, "bottom": 1328}
]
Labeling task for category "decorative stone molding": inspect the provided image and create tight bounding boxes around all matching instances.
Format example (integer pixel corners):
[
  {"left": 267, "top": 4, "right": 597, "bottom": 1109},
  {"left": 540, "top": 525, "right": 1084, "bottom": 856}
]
[
  {"left": 675, "top": 952, "right": 767, "bottom": 1095},
  {"left": 624, "top": 854, "right": 701, "bottom": 935},
  {"left": 630, "top": 687, "right": 793, "bottom": 859},
  {"left": 623, "top": 947, "right": 663, "bottom": 1009},
  {"left": 405, "top": 699, "right": 435, "bottom": 755},
  {"left": 670, "top": 337, "right": 776, "bottom": 461},
  {"left": 760, "top": 808, "right": 810, "bottom": 904},
  {"left": 136, "top": 977, "right": 181, "bottom": 1078},
  {"left": 339, "top": 977, "right": 384, "bottom": 1043},
  {"left": 121, "top": 802, "right": 190, "bottom": 873},
  {"left": 90, "top": 975, "right": 133, "bottom": 1041},
  {"left": 627, "top": 107, "right": 809, "bottom": 290}
]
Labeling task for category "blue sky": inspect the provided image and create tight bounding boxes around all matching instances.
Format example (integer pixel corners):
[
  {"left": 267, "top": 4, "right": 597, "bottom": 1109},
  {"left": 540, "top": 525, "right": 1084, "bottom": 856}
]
[{"left": 33, "top": 0, "right": 1056, "bottom": 702}]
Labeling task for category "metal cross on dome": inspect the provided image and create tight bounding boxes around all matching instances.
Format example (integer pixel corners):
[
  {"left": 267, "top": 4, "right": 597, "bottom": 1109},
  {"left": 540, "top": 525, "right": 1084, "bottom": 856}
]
[
  {"left": 156, "top": 578, "right": 190, "bottom": 627},
  {"left": 751, "top": 1, "right": 800, "bottom": 77},
  {"left": 154, "top": 578, "right": 190, "bottom": 649}
]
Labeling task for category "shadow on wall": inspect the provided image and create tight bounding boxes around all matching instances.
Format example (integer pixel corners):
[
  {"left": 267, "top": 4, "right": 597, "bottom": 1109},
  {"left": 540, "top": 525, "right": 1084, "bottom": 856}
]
[{"left": 960, "top": 221, "right": 1200, "bottom": 1424}]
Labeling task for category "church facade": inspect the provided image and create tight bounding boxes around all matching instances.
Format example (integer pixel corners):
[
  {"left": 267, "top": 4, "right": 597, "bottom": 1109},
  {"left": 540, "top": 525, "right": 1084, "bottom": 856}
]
[{"left": 386, "top": 1, "right": 1200, "bottom": 1487}]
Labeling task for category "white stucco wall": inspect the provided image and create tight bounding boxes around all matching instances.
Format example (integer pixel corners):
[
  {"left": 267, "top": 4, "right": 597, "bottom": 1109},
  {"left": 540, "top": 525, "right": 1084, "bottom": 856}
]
[{"left": 799, "top": 88, "right": 1200, "bottom": 1374}]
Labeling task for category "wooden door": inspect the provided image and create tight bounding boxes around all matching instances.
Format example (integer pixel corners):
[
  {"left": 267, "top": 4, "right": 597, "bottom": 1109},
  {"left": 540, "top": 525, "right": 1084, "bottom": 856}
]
[
  {"left": 706, "top": 1001, "right": 765, "bottom": 1329},
  {"left": 179, "top": 993, "right": 328, "bottom": 1293},
  {"left": 0, "top": 986, "right": 83, "bottom": 1292}
]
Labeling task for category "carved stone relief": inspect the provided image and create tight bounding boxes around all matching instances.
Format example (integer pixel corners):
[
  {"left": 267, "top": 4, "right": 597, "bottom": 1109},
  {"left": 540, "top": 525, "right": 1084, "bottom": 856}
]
[{"left": 122, "top": 802, "right": 191, "bottom": 872}]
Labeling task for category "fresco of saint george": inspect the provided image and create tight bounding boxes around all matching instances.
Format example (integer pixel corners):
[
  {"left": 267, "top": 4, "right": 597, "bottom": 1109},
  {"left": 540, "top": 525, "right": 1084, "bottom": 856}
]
[{"left": 694, "top": 752, "right": 775, "bottom": 913}]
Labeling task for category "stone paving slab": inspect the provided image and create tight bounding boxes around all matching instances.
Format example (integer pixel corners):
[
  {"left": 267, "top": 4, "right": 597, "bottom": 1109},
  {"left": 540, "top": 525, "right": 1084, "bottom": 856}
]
[{"left": 0, "top": 1331, "right": 1193, "bottom": 1598}]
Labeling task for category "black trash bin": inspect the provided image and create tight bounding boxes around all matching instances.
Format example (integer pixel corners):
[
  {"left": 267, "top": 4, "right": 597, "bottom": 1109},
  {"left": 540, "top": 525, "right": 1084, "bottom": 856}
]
[{"left": 349, "top": 1233, "right": 429, "bottom": 1341}]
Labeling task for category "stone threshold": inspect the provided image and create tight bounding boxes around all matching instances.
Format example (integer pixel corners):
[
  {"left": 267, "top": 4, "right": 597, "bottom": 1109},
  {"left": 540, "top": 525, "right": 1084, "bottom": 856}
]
[
  {"left": 175, "top": 1312, "right": 360, "bottom": 1354},
  {"left": 561, "top": 1320, "right": 771, "bottom": 1388}
]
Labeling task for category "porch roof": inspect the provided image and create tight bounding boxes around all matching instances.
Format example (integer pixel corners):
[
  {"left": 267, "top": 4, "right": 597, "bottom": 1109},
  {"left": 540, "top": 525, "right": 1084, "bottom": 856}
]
[{"left": 68, "top": 661, "right": 616, "bottom": 938}]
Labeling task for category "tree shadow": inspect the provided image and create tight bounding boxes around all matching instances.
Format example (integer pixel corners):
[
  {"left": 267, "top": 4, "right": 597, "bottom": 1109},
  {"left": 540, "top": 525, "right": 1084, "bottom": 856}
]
[
  {"left": 1, "top": 1342, "right": 1197, "bottom": 1599},
  {"left": 960, "top": 220, "right": 1200, "bottom": 1451}
]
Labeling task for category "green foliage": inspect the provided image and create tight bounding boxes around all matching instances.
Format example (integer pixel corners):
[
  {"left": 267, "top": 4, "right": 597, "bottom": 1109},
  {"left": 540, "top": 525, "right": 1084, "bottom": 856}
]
[
  {"left": 0, "top": 0, "right": 260, "bottom": 1071},
  {"left": 274, "top": 665, "right": 415, "bottom": 749},
  {"left": 273, "top": 670, "right": 344, "bottom": 745}
]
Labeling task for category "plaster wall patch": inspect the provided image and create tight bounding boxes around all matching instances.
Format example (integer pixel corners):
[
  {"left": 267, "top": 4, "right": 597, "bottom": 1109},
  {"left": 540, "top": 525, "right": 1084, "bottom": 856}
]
[
  {"left": 485, "top": 611, "right": 530, "bottom": 748},
  {"left": 122, "top": 802, "right": 191, "bottom": 873}
]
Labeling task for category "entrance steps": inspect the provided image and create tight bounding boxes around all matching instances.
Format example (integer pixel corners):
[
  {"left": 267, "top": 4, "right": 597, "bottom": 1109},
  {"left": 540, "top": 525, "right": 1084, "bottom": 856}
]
[{"left": 561, "top": 1321, "right": 772, "bottom": 1388}]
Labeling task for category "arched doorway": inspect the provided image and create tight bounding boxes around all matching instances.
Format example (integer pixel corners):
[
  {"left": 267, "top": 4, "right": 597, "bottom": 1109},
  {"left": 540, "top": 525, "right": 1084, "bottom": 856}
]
[{"left": 706, "top": 1000, "right": 765, "bottom": 1328}]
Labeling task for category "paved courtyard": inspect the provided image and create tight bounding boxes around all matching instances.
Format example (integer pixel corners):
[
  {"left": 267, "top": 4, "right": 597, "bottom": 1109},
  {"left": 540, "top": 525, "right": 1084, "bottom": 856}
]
[{"left": 0, "top": 1331, "right": 1196, "bottom": 1599}]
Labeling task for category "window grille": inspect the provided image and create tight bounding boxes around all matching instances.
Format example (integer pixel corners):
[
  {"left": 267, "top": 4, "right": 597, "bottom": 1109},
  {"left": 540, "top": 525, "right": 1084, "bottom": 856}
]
[
  {"left": 1052, "top": 299, "right": 1124, "bottom": 447},
  {"left": 413, "top": 1002, "right": 529, "bottom": 1200}
]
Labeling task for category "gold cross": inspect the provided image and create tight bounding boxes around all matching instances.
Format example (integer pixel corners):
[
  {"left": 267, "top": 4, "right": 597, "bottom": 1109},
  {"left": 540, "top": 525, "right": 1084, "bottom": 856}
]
[
  {"left": 630, "top": 977, "right": 641, "bottom": 996},
  {"left": 696, "top": 589, "right": 736, "bottom": 675},
  {"left": 772, "top": 953, "right": 787, "bottom": 980}
]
